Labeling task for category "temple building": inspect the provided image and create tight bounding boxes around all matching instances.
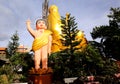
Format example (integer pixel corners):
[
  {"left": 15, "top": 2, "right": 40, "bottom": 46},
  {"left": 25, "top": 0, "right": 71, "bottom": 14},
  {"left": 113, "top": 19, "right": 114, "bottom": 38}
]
[{"left": 0, "top": 45, "right": 30, "bottom": 59}]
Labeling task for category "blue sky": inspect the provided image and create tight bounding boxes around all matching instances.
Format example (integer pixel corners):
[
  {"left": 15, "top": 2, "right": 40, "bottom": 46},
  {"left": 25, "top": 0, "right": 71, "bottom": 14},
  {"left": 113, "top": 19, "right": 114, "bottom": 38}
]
[{"left": 0, "top": 0, "right": 120, "bottom": 48}]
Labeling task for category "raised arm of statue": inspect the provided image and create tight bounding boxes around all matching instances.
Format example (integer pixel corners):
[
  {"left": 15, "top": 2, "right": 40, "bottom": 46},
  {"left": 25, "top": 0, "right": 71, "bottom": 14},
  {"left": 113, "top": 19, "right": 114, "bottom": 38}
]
[{"left": 26, "top": 19, "right": 36, "bottom": 38}]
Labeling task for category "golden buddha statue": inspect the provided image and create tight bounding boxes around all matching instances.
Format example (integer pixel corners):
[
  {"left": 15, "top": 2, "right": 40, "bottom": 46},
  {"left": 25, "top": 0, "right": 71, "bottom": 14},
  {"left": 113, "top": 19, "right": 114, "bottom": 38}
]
[
  {"left": 48, "top": 5, "right": 63, "bottom": 53},
  {"left": 48, "top": 5, "right": 87, "bottom": 53}
]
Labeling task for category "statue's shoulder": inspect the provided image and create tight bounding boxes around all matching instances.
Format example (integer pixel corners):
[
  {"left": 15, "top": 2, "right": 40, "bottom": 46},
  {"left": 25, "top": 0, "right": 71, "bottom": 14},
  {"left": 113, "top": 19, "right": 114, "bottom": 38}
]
[{"left": 45, "top": 29, "right": 53, "bottom": 34}]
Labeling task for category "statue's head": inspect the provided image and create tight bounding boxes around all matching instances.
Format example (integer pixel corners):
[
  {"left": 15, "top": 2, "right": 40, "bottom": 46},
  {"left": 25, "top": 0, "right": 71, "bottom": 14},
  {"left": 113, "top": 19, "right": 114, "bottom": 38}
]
[
  {"left": 36, "top": 19, "right": 47, "bottom": 25},
  {"left": 36, "top": 19, "right": 47, "bottom": 30},
  {"left": 49, "top": 5, "right": 58, "bottom": 13}
]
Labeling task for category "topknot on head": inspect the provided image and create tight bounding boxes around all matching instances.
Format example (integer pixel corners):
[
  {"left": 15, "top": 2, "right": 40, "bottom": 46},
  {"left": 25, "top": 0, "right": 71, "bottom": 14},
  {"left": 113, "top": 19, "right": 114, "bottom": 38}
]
[
  {"left": 36, "top": 19, "right": 47, "bottom": 26},
  {"left": 49, "top": 5, "right": 58, "bottom": 13}
]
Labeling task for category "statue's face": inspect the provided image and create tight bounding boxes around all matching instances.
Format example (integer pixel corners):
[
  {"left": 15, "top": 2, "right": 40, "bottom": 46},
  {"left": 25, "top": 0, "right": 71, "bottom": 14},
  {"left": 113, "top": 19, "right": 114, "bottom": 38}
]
[{"left": 36, "top": 20, "right": 47, "bottom": 30}]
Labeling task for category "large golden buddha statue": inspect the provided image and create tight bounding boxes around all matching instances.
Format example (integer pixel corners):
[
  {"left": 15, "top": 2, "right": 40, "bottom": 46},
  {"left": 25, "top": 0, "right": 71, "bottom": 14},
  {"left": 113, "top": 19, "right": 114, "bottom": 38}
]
[
  {"left": 48, "top": 5, "right": 87, "bottom": 53},
  {"left": 48, "top": 5, "right": 63, "bottom": 53}
]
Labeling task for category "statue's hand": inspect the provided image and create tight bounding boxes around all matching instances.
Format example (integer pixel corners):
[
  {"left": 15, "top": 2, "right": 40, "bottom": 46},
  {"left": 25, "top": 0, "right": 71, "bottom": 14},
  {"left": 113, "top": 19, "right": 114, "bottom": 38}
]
[{"left": 26, "top": 19, "right": 31, "bottom": 26}]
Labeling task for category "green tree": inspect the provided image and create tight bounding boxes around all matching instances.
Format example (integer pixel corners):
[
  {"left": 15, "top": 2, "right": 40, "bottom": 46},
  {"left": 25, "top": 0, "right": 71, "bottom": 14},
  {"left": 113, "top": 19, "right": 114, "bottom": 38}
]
[
  {"left": 61, "top": 14, "right": 82, "bottom": 76},
  {"left": 81, "top": 43, "right": 104, "bottom": 75},
  {"left": 1, "top": 31, "right": 32, "bottom": 83},
  {"left": 6, "top": 31, "right": 19, "bottom": 59},
  {"left": 5, "top": 31, "right": 21, "bottom": 71},
  {"left": 0, "top": 31, "right": 34, "bottom": 83},
  {"left": 81, "top": 43, "right": 118, "bottom": 76},
  {"left": 61, "top": 14, "right": 80, "bottom": 54},
  {"left": 0, "top": 31, "right": 21, "bottom": 83},
  {"left": 49, "top": 14, "right": 83, "bottom": 80},
  {"left": 91, "top": 7, "right": 120, "bottom": 60},
  {"left": 49, "top": 13, "right": 119, "bottom": 83}
]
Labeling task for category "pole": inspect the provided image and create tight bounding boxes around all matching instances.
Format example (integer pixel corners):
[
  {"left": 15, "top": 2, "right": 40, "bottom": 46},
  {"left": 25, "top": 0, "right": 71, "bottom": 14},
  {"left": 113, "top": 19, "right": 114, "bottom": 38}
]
[{"left": 42, "top": 0, "right": 49, "bottom": 19}]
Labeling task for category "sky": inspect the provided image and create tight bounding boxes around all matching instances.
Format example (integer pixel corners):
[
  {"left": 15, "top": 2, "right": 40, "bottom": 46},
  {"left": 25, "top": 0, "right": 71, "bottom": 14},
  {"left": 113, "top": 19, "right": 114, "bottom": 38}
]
[{"left": 0, "top": 0, "right": 120, "bottom": 48}]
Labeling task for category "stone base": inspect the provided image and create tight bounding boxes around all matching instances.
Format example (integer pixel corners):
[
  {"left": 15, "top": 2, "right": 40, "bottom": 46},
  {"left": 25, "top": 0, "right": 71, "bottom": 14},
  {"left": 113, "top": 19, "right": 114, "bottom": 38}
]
[{"left": 28, "top": 74, "right": 52, "bottom": 84}]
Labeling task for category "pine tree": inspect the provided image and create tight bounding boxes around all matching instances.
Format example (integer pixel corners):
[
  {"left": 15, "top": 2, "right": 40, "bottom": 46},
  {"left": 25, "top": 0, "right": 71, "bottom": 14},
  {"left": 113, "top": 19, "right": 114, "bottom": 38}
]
[
  {"left": 60, "top": 14, "right": 82, "bottom": 77},
  {"left": 6, "top": 31, "right": 19, "bottom": 59},
  {"left": 61, "top": 13, "right": 80, "bottom": 54},
  {"left": 49, "top": 14, "right": 83, "bottom": 79}
]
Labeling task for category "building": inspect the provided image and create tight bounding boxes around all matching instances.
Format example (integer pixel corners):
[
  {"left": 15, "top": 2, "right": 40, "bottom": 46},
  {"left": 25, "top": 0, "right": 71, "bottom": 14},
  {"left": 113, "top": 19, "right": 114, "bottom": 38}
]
[
  {"left": 0, "top": 47, "right": 6, "bottom": 57},
  {"left": 17, "top": 45, "right": 30, "bottom": 53},
  {"left": 0, "top": 45, "right": 30, "bottom": 57}
]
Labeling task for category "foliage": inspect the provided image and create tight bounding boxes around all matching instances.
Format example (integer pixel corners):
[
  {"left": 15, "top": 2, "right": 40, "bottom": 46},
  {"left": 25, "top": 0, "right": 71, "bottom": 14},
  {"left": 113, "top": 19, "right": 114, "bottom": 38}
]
[
  {"left": 100, "top": 59, "right": 118, "bottom": 75},
  {"left": 91, "top": 7, "right": 120, "bottom": 60},
  {"left": 81, "top": 43, "right": 118, "bottom": 76},
  {"left": 0, "top": 64, "right": 15, "bottom": 83},
  {"left": 49, "top": 42, "right": 119, "bottom": 83},
  {"left": 49, "top": 13, "right": 119, "bottom": 83},
  {"left": 0, "top": 31, "right": 34, "bottom": 83},
  {"left": 6, "top": 52, "right": 33, "bottom": 83},
  {"left": 1, "top": 31, "right": 21, "bottom": 83},
  {"left": 60, "top": 14, "right": 82, "bottom": 78},
  {"left": 49, "top": 51, "right": 84, "bottom": 78},
  {"left": 49, "top": 14, "right": 83, "bottom": 81},
  {"left": 0, "top": 74, "right": 9, "bottom": 84},
  {"left": 6, "top": 31, "right": 19, "bottom": 58},
  {"left": 81, "top": 44, "right": 104, "bottom": 75},
  {"left": 61, "top": 14, "right": 80, "bottom": 53}
]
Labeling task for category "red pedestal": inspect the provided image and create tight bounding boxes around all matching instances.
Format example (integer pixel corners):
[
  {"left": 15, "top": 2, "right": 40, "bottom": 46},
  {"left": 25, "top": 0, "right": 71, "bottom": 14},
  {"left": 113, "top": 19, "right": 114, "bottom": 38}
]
[{"left": 28, "top": 74, "right": 52, "bottom": 84}]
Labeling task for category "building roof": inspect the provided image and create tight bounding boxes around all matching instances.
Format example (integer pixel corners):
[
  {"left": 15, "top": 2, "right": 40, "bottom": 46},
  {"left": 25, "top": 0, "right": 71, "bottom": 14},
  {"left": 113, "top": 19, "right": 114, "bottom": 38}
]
[{"left": 0, "top": 47, "right": 6, "bottom": 51}]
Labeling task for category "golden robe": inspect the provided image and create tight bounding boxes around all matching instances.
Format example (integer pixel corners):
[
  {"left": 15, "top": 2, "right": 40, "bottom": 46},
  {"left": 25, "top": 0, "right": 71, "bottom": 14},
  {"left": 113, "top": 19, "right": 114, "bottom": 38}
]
[
  {"left": 32, "top": 30, "right": 52, "bottom": 51},
  {"left": 48, "top": 5, "right": 63, "bottom": 53}
]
